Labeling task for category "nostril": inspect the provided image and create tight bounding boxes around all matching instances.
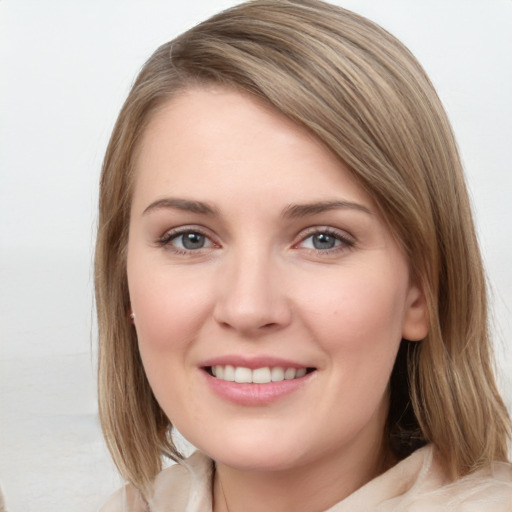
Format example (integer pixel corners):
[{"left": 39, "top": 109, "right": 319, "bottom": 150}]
[{"left": 217, "top": 320, "right": 234, "bottom": 330}]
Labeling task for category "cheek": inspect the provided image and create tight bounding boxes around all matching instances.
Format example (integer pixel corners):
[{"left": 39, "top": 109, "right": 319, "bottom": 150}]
[
  {"left": 298, "top": 266, "right": 407, "bottom": 361},
  {"left": 127, "top": 263, "right": 216, "bottom": 420},
  {"left": 129, "top": 262, "right": 214, "bottom": 353},
  {"left": 295, "top": 266, "right": 408, "bottom": 433}
]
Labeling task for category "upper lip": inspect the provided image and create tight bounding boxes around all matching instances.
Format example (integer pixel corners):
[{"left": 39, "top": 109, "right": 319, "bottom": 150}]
[{"left": 200, "top": 355, "right": 313, "bottom": 370}]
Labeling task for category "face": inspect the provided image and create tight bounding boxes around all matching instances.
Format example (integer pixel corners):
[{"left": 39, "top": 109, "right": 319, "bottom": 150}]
[{"left": 127, "top": 87, "right": 428, "bottom": 475}]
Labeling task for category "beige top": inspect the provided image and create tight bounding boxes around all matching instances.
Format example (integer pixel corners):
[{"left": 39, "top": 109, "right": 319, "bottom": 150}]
[{"left": 100, "top": 446, "right": 512, "bottom": 511}]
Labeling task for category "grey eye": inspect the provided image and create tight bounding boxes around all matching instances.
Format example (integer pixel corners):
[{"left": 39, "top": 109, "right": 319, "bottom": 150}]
[
  {"left": 311, "top": 233, "right": 338, "bottom": 250},
  {"left": 180, "top": 232, "right": 206, "bottom": 250}
]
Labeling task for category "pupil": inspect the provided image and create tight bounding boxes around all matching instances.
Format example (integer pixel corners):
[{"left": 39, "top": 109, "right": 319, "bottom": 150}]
[
  {"left": 313, "top": 233, "right": 335, "bottom": 250},
  {"left": 182, "top": 232, "right": 205, "bottom": 249}
]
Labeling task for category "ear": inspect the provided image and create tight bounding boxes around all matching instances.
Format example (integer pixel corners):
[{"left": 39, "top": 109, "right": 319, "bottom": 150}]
[{"left": 402, "top": 283, "right": 429, "bottom": 341}]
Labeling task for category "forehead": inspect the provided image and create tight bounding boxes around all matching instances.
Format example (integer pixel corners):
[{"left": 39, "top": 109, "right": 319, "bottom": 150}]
[{"left": 131, "top": 86, "right": 373, "bottom": 215}]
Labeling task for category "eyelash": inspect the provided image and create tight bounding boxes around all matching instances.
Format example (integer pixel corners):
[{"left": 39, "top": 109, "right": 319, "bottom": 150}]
[
  {"left": 156, "top": 226, "right": 355, "bottom": 256},
  {"left": 156, "top": 227, "right": 217, "bottom": 255},
  {"left": 295, "top": 227, "right": 355, "bottom": 255}
]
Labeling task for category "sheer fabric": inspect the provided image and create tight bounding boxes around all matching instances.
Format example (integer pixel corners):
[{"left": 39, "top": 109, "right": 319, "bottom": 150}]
[{"left": 99, "top": 446, "right": 512, "bottom": 511}]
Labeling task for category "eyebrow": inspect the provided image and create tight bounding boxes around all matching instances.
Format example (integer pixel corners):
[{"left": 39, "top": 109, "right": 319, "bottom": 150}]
[
  {"left": 143, "top": 198, "right": 218, "bottom": 216},
  {"left": 142, "top": 197, "right": 371, "bottom": 218},
  {"left": 282, "top": 200, "right": 372, "bottom": 218}
]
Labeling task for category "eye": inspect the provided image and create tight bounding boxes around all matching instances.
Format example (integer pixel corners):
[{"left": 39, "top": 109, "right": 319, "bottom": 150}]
[
  {"left": 158, "top": 228, "right": 216, "bottom": 253},
  {"left": 296, "top": 228, "right": 354, "bottom": 253},
  {"left": 303, "top": 232, "right": 340, "bottom": 250},
  {"left": 176, "top": 232, "right": 209, "bottom": 250}
]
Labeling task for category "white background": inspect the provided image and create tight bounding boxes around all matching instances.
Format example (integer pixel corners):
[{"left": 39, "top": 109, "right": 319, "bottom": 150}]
[{"left": 1, "top": 1, "right": 511, "bottom": 511}]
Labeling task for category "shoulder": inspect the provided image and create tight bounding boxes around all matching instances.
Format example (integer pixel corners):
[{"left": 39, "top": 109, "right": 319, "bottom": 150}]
[
  {"left": 98, "top": 484, "right": 148, "bottom": 512},
  {"left": 401, "top": 449, "right": 512, "bottom": 510},
  {"left": 98, "top": 452, "right": 214, "bottom": 512},
  {"left": 340, "top": 445, "right": 512, "bottom": 510}
]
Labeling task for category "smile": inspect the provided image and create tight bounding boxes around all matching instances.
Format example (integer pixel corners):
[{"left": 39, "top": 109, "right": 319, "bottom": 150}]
[
  {"left": 203, "top": 363, "right": 316, "bottom": 406},
  {"left": 208, "top": 365, "right": 312, "bottom": 384}
]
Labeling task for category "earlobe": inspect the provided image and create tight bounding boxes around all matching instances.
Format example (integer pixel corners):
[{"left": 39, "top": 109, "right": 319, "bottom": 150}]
[{"left": 402, "top": 284, "right": 429, "bottom": 342}]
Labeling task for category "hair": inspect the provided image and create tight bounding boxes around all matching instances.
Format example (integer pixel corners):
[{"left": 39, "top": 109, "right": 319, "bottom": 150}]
[{"left": 95, "top": 0, "right": 511, "bottom": 496}]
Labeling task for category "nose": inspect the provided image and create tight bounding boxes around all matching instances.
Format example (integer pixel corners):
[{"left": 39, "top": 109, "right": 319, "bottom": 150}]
[{"left": 213, "top": 249, "right": 292, "bottom": 336}]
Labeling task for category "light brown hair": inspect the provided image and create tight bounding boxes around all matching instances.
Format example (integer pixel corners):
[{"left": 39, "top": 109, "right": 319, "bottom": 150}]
[{"left": 95, "top": 0, "right": 511, "bottom": 495}]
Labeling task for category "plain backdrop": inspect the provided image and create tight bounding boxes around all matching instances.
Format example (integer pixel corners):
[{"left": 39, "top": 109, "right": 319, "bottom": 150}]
[{"left": 1, "top": 1, "right": 511, "bottom": 511}]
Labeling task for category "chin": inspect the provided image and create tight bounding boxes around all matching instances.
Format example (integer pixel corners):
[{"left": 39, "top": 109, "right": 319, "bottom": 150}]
[
  {"left": 213, "top": 450, "right": 303, "bottom": 473},
  {"left": 191, "top": 429, "right": 306, "bottom": 472}
]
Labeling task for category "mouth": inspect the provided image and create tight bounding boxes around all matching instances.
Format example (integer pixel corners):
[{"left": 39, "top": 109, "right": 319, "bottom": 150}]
[{"left": 205, "top": 365, "right": 316, "bottom": 384}]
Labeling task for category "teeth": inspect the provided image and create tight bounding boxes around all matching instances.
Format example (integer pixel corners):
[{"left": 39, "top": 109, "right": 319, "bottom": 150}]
[
  {"left": 284, "top": 368, "right": 297, "bottom": 380},
  {"left": 223, "top": 365, "right": 235, "bottom": 382},
  {"left": 296, "top": 368, "right": 307, "bottom": 378},
  {"left": 210, "top": 365, "right": 309, "bottom": 384},
  {"left": 253, "top": 367, "right": 271, "bottom": 384},
  {"left": 235, "top": 367, "right": 252, "bottom": 383},
  {"left": 271, "top": 367, "right": 284, "bottom": 382}
]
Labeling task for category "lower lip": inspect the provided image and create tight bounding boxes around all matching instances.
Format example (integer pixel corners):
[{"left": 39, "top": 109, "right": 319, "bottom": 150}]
[{"left": 203, "top": 370, "right": 314, "bottom": 406}]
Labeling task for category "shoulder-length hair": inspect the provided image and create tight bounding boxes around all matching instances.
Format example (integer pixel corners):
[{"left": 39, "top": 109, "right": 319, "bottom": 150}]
[{"left": 95, "top": 0, "right": 510, "bottom": 495}]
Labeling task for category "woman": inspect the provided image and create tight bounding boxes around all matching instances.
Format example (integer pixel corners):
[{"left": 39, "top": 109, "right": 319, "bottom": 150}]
[{"left": 96, "top": 1, "right": 512, "bottom": 510}]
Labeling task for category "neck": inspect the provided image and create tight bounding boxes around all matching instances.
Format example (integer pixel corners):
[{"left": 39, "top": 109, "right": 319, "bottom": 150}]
[{"left": 213, "top": 427, "right": 392, "bottom": 512}]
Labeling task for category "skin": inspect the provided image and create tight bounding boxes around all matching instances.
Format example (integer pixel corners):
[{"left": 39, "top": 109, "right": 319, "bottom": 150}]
[{"left": 127, "top": 86, "right": 429, "bottom": 512}]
